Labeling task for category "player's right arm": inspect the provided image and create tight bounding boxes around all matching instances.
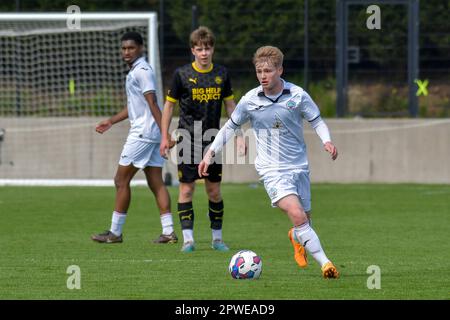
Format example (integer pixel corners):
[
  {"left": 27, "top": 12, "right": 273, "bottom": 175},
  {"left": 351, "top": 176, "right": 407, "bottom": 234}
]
[
  {"left": 160, "top": 99, "right": 176, "bottom": 158},
  {"left": 95, "top": 107, "right": 128, "bottom": 134},
  {"left": 160, "top": 70, "right": 182, "bottom": 158}
]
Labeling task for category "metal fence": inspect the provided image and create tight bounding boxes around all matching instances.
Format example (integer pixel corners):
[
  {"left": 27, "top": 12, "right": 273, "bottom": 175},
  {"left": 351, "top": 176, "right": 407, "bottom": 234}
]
[{"left": 2, "top": 0, "right": 449, "bottom": 117}]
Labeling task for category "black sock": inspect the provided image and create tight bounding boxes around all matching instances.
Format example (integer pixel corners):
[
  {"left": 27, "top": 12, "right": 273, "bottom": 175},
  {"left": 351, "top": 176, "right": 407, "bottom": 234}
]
[
  {"left": 208, "top": 200, "right": 224, "bottom": 230},
  {"left": 178, "top": 202, "right": 194, "bottom": 230}
]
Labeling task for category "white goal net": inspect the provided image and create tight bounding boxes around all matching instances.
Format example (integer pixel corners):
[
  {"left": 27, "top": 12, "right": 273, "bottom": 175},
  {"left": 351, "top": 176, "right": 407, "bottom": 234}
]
[{"left": 0, "top": 13, "right": 162, "bottom": 185}]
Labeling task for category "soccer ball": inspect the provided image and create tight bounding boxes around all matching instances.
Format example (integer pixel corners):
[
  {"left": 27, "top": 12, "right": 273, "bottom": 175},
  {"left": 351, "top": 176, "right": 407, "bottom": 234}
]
[{"left": 228, "top": 250, "right": 262, "bottom": 279}]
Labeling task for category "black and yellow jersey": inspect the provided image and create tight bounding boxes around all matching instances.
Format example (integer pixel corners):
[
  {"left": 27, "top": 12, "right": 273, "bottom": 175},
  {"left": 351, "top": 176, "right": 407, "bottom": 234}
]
[{"left": 166, "top": 62, "right": 234, "bottom": 138}]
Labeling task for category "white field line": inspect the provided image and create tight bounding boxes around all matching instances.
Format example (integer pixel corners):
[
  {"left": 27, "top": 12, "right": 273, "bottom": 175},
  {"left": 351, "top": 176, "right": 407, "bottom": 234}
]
[{"left": 0, "top": 179, "right": 148, "bottom": 186}]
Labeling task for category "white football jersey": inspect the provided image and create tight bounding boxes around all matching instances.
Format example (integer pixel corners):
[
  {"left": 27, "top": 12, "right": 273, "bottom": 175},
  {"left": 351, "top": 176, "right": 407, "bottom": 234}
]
[
  {"left": 230, "top": 79, "right": 321, "bottom": 175},
  {"left": 125, "top": 56, "right": 161, "bottom": 143}
]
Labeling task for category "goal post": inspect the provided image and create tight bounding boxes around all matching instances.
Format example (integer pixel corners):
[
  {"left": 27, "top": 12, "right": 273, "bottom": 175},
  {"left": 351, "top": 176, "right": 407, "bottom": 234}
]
[
  {"left": 0, "top": 12, "right": 163, "bottom": 110},
  {"left": 0, "top": 12, "right": 163, "bottom": 185}
]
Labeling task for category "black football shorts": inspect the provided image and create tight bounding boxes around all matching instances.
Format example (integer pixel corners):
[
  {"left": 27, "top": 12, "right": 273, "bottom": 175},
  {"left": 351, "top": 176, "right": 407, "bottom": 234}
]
[{"left": 177, "top": 163, "right": 222, "bottom": 183}]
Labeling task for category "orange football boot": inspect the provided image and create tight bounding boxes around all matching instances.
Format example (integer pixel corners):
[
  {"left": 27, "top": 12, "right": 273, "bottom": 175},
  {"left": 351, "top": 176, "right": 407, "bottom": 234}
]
[
  {"left": 321, "top": 261, "right": 340, "bottom": 279},
  {"left": 288, "top": 228, "right": 308, "bottom": 268}
]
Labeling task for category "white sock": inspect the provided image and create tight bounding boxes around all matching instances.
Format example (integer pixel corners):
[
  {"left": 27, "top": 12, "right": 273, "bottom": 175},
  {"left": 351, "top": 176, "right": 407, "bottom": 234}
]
[
  {"left": 212, "top": 229, "right": 222, "bottom": 241},
  {"left": 160, "top": 213, "right": 174, "bottom": 235},
  {"left": 182, "top": 229, "right": 194, "bottom": 243},
  {"left": 294, "top": 222, "right": 330, "bottom": 267},
  {"left": 110, "top": 211, "right": 127, "bottom": 236}
]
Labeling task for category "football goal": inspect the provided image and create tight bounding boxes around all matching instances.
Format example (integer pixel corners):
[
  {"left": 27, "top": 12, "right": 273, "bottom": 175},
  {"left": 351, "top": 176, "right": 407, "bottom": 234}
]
[{"left": 0, "top": 12, "right": 162, "bottom": 185}]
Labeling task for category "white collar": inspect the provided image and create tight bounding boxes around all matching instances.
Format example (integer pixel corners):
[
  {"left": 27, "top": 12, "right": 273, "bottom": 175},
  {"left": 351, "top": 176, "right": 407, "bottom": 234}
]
[
  {"left": 131, "top": 56, "right": 146, "bottom": 69},
  {"left": 257, "top": 79, "right": 290, "bottom": 103}
]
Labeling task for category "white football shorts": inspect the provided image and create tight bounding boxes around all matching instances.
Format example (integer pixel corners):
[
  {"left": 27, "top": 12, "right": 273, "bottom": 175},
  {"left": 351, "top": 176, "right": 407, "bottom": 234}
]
[
  {"left": 118, "top": 138, "right": 164, "bottom": 169},
  {"left": 261, "top": 169, "right": 311, "bottom": 212}
]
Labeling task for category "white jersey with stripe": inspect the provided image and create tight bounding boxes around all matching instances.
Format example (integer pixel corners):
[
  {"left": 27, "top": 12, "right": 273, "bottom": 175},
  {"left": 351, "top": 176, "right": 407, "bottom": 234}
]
[
  {"left": 126, "top": 56, "right": 161, "bottom": 143},
  {"left": 225, "top": 80, "right": 321, "bottom": 175}
]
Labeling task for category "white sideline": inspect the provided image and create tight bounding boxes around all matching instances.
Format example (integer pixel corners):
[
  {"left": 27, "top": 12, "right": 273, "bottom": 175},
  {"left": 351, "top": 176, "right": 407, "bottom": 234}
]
[{"left": 0, "top": 179, "right": 148, "bottom": 186}]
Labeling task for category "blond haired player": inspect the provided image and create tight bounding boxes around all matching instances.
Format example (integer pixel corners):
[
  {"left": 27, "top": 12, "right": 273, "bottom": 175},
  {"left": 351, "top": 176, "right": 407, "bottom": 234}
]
[{"left": 199, "top": 46, "right": 339, "bottom": 278}]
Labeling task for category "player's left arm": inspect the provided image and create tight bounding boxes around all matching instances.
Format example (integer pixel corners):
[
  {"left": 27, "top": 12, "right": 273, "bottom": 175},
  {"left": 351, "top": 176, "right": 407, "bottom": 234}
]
[
  {"left": 135, "top": 67, "right": 163, "bottom": 130},
  {"left": 302, "top": 92, "right": 338, "bottom": 160},
  {"left": 224, "top": 97, "right": 236, "bottom": 117},
  {"left": 144, "top": 91, "right": 162, "bottom": 130},
  {"left": 324, "top": 141, "right": 338, "bottom": 160},
  {"left": 224, "top": 98, "right": 247, "bottom": 156},
  {"left": 200, "top": 97, "right": 250, "bottom": 177},
  {"left": 310, "top": 117, "right": 338, "bottom": 161},
  {"left": 199, "top": 121, "right": 235, "bottom": 177}
]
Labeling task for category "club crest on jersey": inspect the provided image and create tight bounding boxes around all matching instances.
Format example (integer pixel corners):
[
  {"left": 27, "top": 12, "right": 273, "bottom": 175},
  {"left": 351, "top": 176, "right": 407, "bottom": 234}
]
[
  {"left": 273, "top": 119, "right": 283, "bottom": 129},
  {"left": 286, "top": 100, "right": 297, "bottom": 109},
  {"left": 215, "top": 76, "right": 222, "bottom": 85}
]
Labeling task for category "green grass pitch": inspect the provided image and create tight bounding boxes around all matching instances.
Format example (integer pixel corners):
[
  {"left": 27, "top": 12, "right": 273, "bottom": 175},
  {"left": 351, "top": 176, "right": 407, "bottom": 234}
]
[{"left": 0, "top": 184, "right": 449, "bottom": 299}]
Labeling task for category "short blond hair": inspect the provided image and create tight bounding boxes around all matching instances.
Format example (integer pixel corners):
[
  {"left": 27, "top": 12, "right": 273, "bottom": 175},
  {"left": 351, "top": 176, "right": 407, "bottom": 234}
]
[
  {"left": 252, "top": 46, "right": 284, "bottom": 68},
  {"left": 190, "top": 26, "right": 215, "bottom": 48}
]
